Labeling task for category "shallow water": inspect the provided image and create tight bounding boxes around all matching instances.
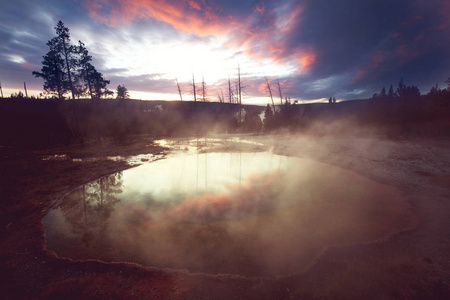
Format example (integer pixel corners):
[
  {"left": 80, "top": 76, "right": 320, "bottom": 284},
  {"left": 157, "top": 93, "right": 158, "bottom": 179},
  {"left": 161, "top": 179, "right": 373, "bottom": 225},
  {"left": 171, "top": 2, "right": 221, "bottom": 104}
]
[{"left": 44, "top": 142, "right": 411, "bottom": 277}]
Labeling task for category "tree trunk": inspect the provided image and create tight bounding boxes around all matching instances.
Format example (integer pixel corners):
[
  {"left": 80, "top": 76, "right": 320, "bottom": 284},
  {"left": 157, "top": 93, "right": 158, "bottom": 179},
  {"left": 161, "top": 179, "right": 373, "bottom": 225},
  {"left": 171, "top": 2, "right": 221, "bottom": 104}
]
[
  {"left": 192, "top": 74, "right": 197, "bottom": 102},
  {"left": 238, "top": 64, "right": 242, "bottom": 122},
  {"left": 85, "top": 65, "right": 93, "bottom": 99},
  {"left": 63, "top": 40, "right": 75, "bottom": 100},
  {"left": 265, "top": 77, "right": 275, "bottom": 112}
]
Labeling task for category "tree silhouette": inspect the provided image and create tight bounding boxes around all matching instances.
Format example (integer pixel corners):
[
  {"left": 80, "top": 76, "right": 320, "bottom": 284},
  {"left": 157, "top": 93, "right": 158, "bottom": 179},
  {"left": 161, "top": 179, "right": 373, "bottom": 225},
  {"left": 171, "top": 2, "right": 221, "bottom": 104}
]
[
  {"left": 116, "top": 84, "right": 129, "bottom": 99},
  {"left": 242, "top": 110, "right": 262, "bottom": 132},
  {"left": 388, "top": 84, "right": 395, "bottom": 99},
  {"left": 227, "top": 76, "right": 233, "bottom": 105},
  {"left": 176, "top": 78, "right": 183, "bottom": 101},
  {"left": 53, "top": 20, "right": 77, "bottom": 99},
  {"left": 59, "top": 172, "right": 123, "bottom": 248},
  {"left": 33, "top": 21, "right": 109, "bottom": 100},
  {"left": 264, "top": 104, "right": 274, "bottom": 129},
  {"left": 74, "top": 40, "right": 110, "bottom": 99},
  {"left": 202, "top": 76, "right": 207, "bottom": 102},
  {"left": 265, "top": 77, "right": 275, "bottom": 111},
  {"left": 396, "top": 78, "right": 420, "bottom": 99},
  {"left": 380, "top": 86, "right": 386, "bottom": 98},
  {"left": 192, "top": 74, "right": 197, "bottom": 102},
  {"left": 90, "top": 70, "right": 110, "bottom": 99},
  {"left": 32, "top": 48, "right": 67, "bottom": 99},
  {"left": 76, "top": 41, "right": 94, "bottom": 98},
  {"left": 428, "top": 83, "right": 441, "bottom": 96}
]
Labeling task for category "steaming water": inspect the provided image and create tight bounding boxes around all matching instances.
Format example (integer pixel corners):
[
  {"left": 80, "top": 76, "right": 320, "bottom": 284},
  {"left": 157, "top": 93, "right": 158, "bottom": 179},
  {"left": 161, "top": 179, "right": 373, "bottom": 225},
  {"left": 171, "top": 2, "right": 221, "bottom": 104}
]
[{"left": 43, "top": 146, "right": 410, "bottom": 277}]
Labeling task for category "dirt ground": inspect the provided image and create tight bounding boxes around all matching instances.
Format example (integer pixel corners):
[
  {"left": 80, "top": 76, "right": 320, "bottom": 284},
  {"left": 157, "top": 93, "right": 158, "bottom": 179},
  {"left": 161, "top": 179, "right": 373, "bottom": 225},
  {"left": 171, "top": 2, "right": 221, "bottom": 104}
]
[{"left": 1, "top": 134, "right": 450, "bottom": 299}]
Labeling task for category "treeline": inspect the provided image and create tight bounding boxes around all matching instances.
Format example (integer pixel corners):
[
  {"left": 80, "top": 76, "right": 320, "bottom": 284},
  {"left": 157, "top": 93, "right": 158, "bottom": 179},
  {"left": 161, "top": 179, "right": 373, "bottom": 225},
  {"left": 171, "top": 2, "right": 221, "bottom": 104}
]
[
  {"left": 0, "top": 99, "right": 263, "bottom": 149},
  {"left": 370, "top": 78, "right": 450, "bottom": 100},
  {"left": 261, "top": 77, "right": 450, "bottom": 137},
  {"left": 1, "top": 87, "right": 448, "bottom": 151}
]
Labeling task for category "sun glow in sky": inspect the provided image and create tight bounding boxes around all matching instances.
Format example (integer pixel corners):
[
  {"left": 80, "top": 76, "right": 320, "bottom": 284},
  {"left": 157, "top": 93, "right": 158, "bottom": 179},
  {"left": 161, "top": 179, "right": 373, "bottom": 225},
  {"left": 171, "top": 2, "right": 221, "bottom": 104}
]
[{"left": 0, "top": 0, "right": 449, "bottom": 103}]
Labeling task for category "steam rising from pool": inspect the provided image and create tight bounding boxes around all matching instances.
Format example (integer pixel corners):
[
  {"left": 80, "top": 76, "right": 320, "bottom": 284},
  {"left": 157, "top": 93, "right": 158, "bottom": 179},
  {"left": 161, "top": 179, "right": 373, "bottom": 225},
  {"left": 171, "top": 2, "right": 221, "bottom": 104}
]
[{"left": 44, "top": 146, "right": 412, "bottom": 277}]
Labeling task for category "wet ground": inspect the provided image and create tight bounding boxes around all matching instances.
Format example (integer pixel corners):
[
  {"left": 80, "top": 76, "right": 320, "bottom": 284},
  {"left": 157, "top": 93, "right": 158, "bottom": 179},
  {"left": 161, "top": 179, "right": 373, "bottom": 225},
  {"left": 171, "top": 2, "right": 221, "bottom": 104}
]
[{"left": 1, "top": 134, "right": 450, "bottom": 299}]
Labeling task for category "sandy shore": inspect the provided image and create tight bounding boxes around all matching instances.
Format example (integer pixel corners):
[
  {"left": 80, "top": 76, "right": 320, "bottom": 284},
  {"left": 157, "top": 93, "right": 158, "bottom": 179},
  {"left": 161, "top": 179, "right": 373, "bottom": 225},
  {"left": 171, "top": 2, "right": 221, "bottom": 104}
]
[{"left": 1, "top": 134, "right": 449, "bottom": 299}]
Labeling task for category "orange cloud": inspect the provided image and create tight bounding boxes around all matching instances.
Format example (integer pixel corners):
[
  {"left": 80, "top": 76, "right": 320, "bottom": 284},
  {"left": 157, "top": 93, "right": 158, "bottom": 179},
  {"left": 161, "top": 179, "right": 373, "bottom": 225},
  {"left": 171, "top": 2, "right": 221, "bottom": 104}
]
[
  {"left": 189, "top": 0, "right": 201, "bottom": 11},
  {"left": 82, "top": 0, "right": 228, "bottom": 36},
  {"left": 255, "top": 2, "right": 265, "bottom": 14},
  {"left": 258, "top": 82, "right": 269, "bottom": 96},
  {"left": 296, "top": 50, "right": 317, "bottom": 71},
  {"left": 165, "top": 172, "right": 282, "bottom": 223}
]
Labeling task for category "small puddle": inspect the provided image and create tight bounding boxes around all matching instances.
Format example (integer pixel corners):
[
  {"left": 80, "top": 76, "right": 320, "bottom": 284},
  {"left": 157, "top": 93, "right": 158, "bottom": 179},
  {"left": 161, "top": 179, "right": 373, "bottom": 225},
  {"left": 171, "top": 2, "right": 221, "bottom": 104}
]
[{"left": 43, "top": 142, "right": 414, "bottom": 277}]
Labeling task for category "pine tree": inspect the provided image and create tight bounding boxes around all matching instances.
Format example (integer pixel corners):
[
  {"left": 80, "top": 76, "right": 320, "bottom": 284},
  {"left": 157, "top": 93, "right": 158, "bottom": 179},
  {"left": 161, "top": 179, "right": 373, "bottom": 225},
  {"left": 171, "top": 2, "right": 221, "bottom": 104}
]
[
  {"left": 76, "top": 41, "right": 110, "bottom": 99},
  {"left": 380, "top": 86, "right": 386, "bottom": 98},
  {"left": 116, "top": 85, "right": 129, "bottom": 99},
  {"left": 91, "top": 69, "right": 110, "bottom": 98},
  {"left": 397, "top": 78, "right": 406, "bottom": 98},
  {"left": 53, "top": 20, "right": 77, "bottom": 99},
  {"left": 388, "top": 84, "right": 395, "bottom": 98},
  {"left": 264, "top": 104, "right": 274, "bottom": 129},
  {"left": 33, "top": 21, "right": 82, "bottom": 99},
  {"left": 77, "top": 41, "right": 93, "bottom": 98},
  {"left": 32, "top": 48, "right": 67, "bottom": 99},
  {"left": 34, "top": 21, "right": 109, "bottom": 100}
]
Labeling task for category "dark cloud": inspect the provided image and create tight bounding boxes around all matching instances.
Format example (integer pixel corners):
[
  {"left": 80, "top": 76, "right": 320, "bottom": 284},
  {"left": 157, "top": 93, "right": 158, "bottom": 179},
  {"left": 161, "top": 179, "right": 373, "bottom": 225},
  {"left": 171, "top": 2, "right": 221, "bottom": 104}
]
[{"left": 244, "top": 0, "right": 450, "bottom": 101}]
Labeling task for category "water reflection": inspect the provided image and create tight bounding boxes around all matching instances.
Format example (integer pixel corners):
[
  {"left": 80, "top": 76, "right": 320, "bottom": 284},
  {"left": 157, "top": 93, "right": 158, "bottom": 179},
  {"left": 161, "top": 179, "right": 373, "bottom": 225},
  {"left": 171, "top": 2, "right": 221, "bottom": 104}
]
[
  {"left": 44, "top": 150, "right": 412, "bottom": 277},
  {"left": 117, "top": 152, "right": 289, "bottom": 210},
  {"left": 45, "top": 172, "right": 122, "bottom": 257}
]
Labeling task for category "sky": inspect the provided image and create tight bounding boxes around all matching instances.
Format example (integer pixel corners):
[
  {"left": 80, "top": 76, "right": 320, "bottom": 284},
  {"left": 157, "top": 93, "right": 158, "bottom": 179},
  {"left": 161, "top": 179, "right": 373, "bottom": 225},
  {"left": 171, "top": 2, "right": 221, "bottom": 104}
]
[{"left": 1, "top": 0, "right": 449, "bottom": 104}]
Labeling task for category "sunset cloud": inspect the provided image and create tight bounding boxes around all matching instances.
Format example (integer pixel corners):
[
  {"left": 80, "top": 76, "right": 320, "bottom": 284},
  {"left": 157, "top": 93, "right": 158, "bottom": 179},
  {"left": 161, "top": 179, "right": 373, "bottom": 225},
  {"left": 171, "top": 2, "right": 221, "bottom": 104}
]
[
  {"left": 82, "top": 0, "right": 227, "bottom": 36},
  {"left": 82, "top": 0, "right": 312, "bottom": 77}
]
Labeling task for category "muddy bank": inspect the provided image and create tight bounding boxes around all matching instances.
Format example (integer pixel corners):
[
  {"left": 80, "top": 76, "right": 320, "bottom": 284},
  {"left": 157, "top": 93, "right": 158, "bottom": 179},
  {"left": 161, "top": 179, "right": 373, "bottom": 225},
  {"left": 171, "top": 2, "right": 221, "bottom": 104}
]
[{"left": 1, "top": 134, "right": 450, "bottom": 299}]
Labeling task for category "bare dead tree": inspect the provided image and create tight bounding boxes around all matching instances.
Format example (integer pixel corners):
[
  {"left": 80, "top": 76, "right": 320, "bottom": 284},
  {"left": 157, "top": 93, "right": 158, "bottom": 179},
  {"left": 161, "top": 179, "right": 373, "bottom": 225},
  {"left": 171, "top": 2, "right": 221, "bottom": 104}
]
[
  {"left": 176, "top": 78, "right": 183, "bottom": 101},
  {"left": 237, "top": 64, "right": 242, "bottom": 105},
  {"left": 0, "top": 81, "right": 3, "bottom": 98},
  {"left": 277, "top": 79, "right": 283, "bottom": 106},
  {"left": 227, "top": 76, "right": 233, "bottom": 104},
  {"left": 237, "top": 64, "right": 242, "bottom": 122},
  {"left": 24, "top": 82, "right": 28, "bottom": 98},
  {"left": 192, "top": 74, "right": 197, "bottom": 102},
  {"left": 202, "top": 76, "right": 206, "bottom": 102},
  {"left": 221, "top": 89, "right": 225, "bottom": 104},
  {"left": 265, "top": 76, "right": 275, "bottom": 111}
]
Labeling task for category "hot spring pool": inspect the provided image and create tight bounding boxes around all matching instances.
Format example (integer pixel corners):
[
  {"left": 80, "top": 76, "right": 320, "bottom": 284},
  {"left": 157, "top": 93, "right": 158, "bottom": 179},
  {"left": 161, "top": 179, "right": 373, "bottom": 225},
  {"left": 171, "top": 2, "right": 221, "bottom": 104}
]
[{"left": 44, "top": 146, "right": 412, "bottom": 277}]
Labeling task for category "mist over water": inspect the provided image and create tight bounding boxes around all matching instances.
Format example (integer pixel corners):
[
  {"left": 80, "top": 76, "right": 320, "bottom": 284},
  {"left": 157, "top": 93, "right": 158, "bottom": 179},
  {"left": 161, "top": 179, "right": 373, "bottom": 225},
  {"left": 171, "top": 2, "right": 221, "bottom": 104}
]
[{"left": 44, "top": 144, "right": 412, "bottom": 277}]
